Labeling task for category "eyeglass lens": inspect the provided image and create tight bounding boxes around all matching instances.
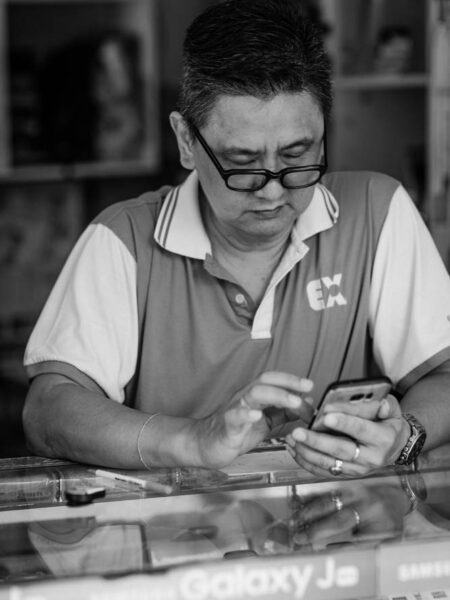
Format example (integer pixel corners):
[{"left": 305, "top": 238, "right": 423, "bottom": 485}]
[{"left": 226, "top": 169, "right": 323, "bottom": 191}]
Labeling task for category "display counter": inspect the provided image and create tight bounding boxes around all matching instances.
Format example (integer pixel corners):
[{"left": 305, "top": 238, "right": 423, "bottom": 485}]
[{"left": 1, "top": 446, "right": 450, "bottom": 600}]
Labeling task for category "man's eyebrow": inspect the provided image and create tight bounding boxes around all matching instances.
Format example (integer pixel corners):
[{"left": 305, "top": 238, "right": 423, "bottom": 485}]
[
  {"left": 220, "top": 136, "right": 315, "bottom": 156},
  {"left": 221, "top": 146, "right": 258, "bottom": 158},
  {"left": 281, "top": 137, "right": 315, "bottom": 151}
]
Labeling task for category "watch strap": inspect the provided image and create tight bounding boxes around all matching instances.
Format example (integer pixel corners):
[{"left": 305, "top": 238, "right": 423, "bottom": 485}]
[{"left": 395, "top": 413, "right": 427, "bottom": 466}]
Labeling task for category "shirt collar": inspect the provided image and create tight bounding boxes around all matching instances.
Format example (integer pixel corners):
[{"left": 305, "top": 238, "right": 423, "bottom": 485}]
[
  {"left": 292, "top": 180, "right": 339, "bottom": 250},
  {"left": 154, "top": 170, "right": 339, "bottom": 258}
]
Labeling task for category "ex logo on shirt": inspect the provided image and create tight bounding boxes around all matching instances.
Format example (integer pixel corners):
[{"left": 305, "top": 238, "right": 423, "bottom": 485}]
[{"left": 306, "top": 273, "right": 348, "bottom": 311}]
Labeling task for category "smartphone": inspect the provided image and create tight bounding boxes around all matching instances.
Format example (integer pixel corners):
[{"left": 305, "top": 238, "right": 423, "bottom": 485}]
[{"left": 308, "top": 377, "right": 392, "bottom": 432}]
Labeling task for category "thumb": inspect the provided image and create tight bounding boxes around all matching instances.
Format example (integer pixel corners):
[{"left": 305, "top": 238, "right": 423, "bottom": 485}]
[
  {"left": 225, "top": 402, "right": 263, "bottom": 434},
  {"left": 377, "top": 393, "right": 401, "bottom": 420}
]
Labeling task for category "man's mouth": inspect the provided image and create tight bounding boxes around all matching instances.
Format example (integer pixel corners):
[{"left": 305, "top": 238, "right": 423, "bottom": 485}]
[{"left": 252, "top": 206, "right": 284, "bottom": 218}]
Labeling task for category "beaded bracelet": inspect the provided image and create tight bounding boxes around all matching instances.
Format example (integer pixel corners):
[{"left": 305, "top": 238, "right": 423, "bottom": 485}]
[{"left": 137, "top": 413, "right": 161, "bottom": 470}]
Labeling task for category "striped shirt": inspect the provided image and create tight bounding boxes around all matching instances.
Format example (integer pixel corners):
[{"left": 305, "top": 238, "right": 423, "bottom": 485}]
[{"left": 24, "top": 170, "right": 450, "bottom": 416}]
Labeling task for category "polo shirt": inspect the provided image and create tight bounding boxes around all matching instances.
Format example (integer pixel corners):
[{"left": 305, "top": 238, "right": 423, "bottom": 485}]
[{"left": 24, "top": 170, "right": 450, "bottom": 417}]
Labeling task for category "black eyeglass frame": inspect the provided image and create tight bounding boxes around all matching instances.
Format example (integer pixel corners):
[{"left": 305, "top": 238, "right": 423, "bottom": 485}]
[{"left": 191, "top": 123, "right": 328, "bottom": 192}]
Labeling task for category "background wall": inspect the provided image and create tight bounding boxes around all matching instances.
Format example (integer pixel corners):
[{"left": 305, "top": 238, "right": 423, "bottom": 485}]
[{"left": 0, "top": 0, "right": 216, "bottom": 457}]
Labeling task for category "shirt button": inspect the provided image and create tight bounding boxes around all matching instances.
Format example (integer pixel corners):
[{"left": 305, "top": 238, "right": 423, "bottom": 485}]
[{"left": 235, "top": 293, "right": 247, "bottom": 306}]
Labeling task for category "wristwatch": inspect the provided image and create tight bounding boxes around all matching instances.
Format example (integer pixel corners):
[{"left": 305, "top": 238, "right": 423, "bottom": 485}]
[{"left": 395, "top": 413, "right": 427, "bottom": 466}]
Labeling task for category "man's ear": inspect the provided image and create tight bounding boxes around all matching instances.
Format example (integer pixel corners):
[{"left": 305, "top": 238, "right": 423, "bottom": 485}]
[{"left": 169, "top": 112, "right": 196, "bottom": 170}]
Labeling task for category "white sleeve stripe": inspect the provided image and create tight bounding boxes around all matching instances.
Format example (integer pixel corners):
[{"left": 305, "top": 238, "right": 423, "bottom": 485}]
[
  {"left": 370, "top": 186, "right": 450, "bottom": 387},
  {"left": 24, "top": 223, "right": 139, "bottom": 403}
]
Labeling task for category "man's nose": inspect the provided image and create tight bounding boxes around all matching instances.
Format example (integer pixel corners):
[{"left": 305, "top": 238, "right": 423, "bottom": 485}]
[{"left": 254, "top": 176, "right": 285, "bottom": 200}]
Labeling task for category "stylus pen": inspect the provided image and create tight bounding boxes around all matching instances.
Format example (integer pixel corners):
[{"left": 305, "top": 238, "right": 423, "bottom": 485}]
[{"left": 93, "top": 468, "right": 173, "bottom": 495}]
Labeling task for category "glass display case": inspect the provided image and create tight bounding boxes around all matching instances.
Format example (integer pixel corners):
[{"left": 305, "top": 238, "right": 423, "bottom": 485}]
[{"left": 1, "top": 449, "right": 450, "bottom": 600}]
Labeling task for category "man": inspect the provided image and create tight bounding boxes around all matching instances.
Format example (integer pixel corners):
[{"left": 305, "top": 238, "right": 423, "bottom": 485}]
[{"left": 23, "top": 0, "right": 450, "bottom": 478}]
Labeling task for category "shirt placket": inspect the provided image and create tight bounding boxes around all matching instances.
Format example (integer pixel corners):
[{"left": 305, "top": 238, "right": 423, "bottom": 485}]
[{"left": 203, "top": 254, "right": 256, "bottom": 324}]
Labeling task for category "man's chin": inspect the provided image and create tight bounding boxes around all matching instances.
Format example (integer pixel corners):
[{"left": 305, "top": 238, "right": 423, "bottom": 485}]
[{"left": 245, "top": 208, "right": 296, "bottom": 237}]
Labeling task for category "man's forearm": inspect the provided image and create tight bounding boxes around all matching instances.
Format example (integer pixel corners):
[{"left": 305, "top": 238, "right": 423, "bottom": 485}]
[
  {"left": 23, "top": 375, "right": 202, "bottom": 468},
  {"left": 399, "top": 362, "right": 450, "bottom": 452}
]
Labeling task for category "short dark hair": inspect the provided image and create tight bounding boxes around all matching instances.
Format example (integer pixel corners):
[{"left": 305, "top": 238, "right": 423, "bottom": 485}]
[{"left": 179, "top": 0, "right": 332, "bottom": 130}]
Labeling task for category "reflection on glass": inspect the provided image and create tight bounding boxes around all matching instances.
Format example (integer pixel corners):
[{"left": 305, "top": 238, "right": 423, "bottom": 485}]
[
  {"left": 1, "top": 467, "right": 450, "bottom": 583},
  {"left": 28, "top": 519, "right": 145, "bottom": 576}
]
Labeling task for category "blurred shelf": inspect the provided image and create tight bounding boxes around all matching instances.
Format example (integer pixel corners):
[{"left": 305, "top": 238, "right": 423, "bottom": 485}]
[
  {"left": 2, "top": 0, "right": 147, "bottom": 5},
  {"left": 0, "top": 0, "right": 161, "bottom": 179},
  {"left": 322, "top": 0, "right": 450, "bottom": 257},
  {"left": 0, "top": 161, "right": 159, "bottom": 184},
  {"left": 335, "top": 73, "right": 429, "bottom": 90}
]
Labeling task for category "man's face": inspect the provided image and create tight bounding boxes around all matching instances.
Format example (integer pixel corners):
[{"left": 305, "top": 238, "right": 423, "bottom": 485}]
[{"left": 190, "top": 92, "right": 325, "bottom": 245}]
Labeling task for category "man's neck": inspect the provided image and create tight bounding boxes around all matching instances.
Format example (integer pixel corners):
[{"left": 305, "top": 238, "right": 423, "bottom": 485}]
[{"left": 203, "top": 204, "right": 291, "bottom": 304}]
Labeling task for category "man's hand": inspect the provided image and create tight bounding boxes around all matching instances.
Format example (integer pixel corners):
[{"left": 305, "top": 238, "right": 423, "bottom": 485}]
[
  {"left": 193, "top": 371, "right": 314, "bottom": 468},
  {"left": 285, "top": 394, "right": 409, "bottom": 477}
]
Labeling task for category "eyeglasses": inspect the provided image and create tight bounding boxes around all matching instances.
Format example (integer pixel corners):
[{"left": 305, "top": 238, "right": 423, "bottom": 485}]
[{"left": 192, "top": 123, "right": 327, "bottom": 192}]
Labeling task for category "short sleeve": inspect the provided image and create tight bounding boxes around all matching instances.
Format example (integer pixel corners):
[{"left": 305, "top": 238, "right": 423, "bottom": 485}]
[
  {"left": 24, "top": 222, "right": 139, "bottom": 402},
  {"left": 369, "top": 185, "right": 450, "bottom": 393}
]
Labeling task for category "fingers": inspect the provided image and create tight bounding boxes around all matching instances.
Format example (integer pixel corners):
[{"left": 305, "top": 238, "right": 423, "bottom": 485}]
[
  {"left": 288, "top": 426, "right": 360, "bottom": 462},
  {"left": 217, "top": 403, "right": 265, "bottom": 454},
  {"left": 320, "top": 412, "right": 376, "bottom": 440},
  {"left": 319, "top": 411, "right": 402, "bottom": 458},
  {"left": 229, "top": 401, "right": 263, "bottom": 426},
  {"left": 286, "top": 428, "right": 367, "bottom": 477},
  {"left": 241, "top": 372, "right": 314, "bottom": 417},
  {"left": 287, "top": 406, "right": 404, "bottom": 476},
  {"left": 258, "top": 371, "right": 314, "bottom": 394},
  {"left": 218, "top": 372, "right": 314, "bottom": 460},
  {"left": 244, "top": 383, "right": 303, "bottom": 410}
]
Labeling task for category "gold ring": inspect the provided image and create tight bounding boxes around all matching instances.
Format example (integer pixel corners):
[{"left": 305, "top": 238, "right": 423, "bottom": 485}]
[
  {"left": 330, "top": 459, "right": 343, "bottom": 476},
  {"left": 351, "top": 442, "right": 361, "bottom": 462}
]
